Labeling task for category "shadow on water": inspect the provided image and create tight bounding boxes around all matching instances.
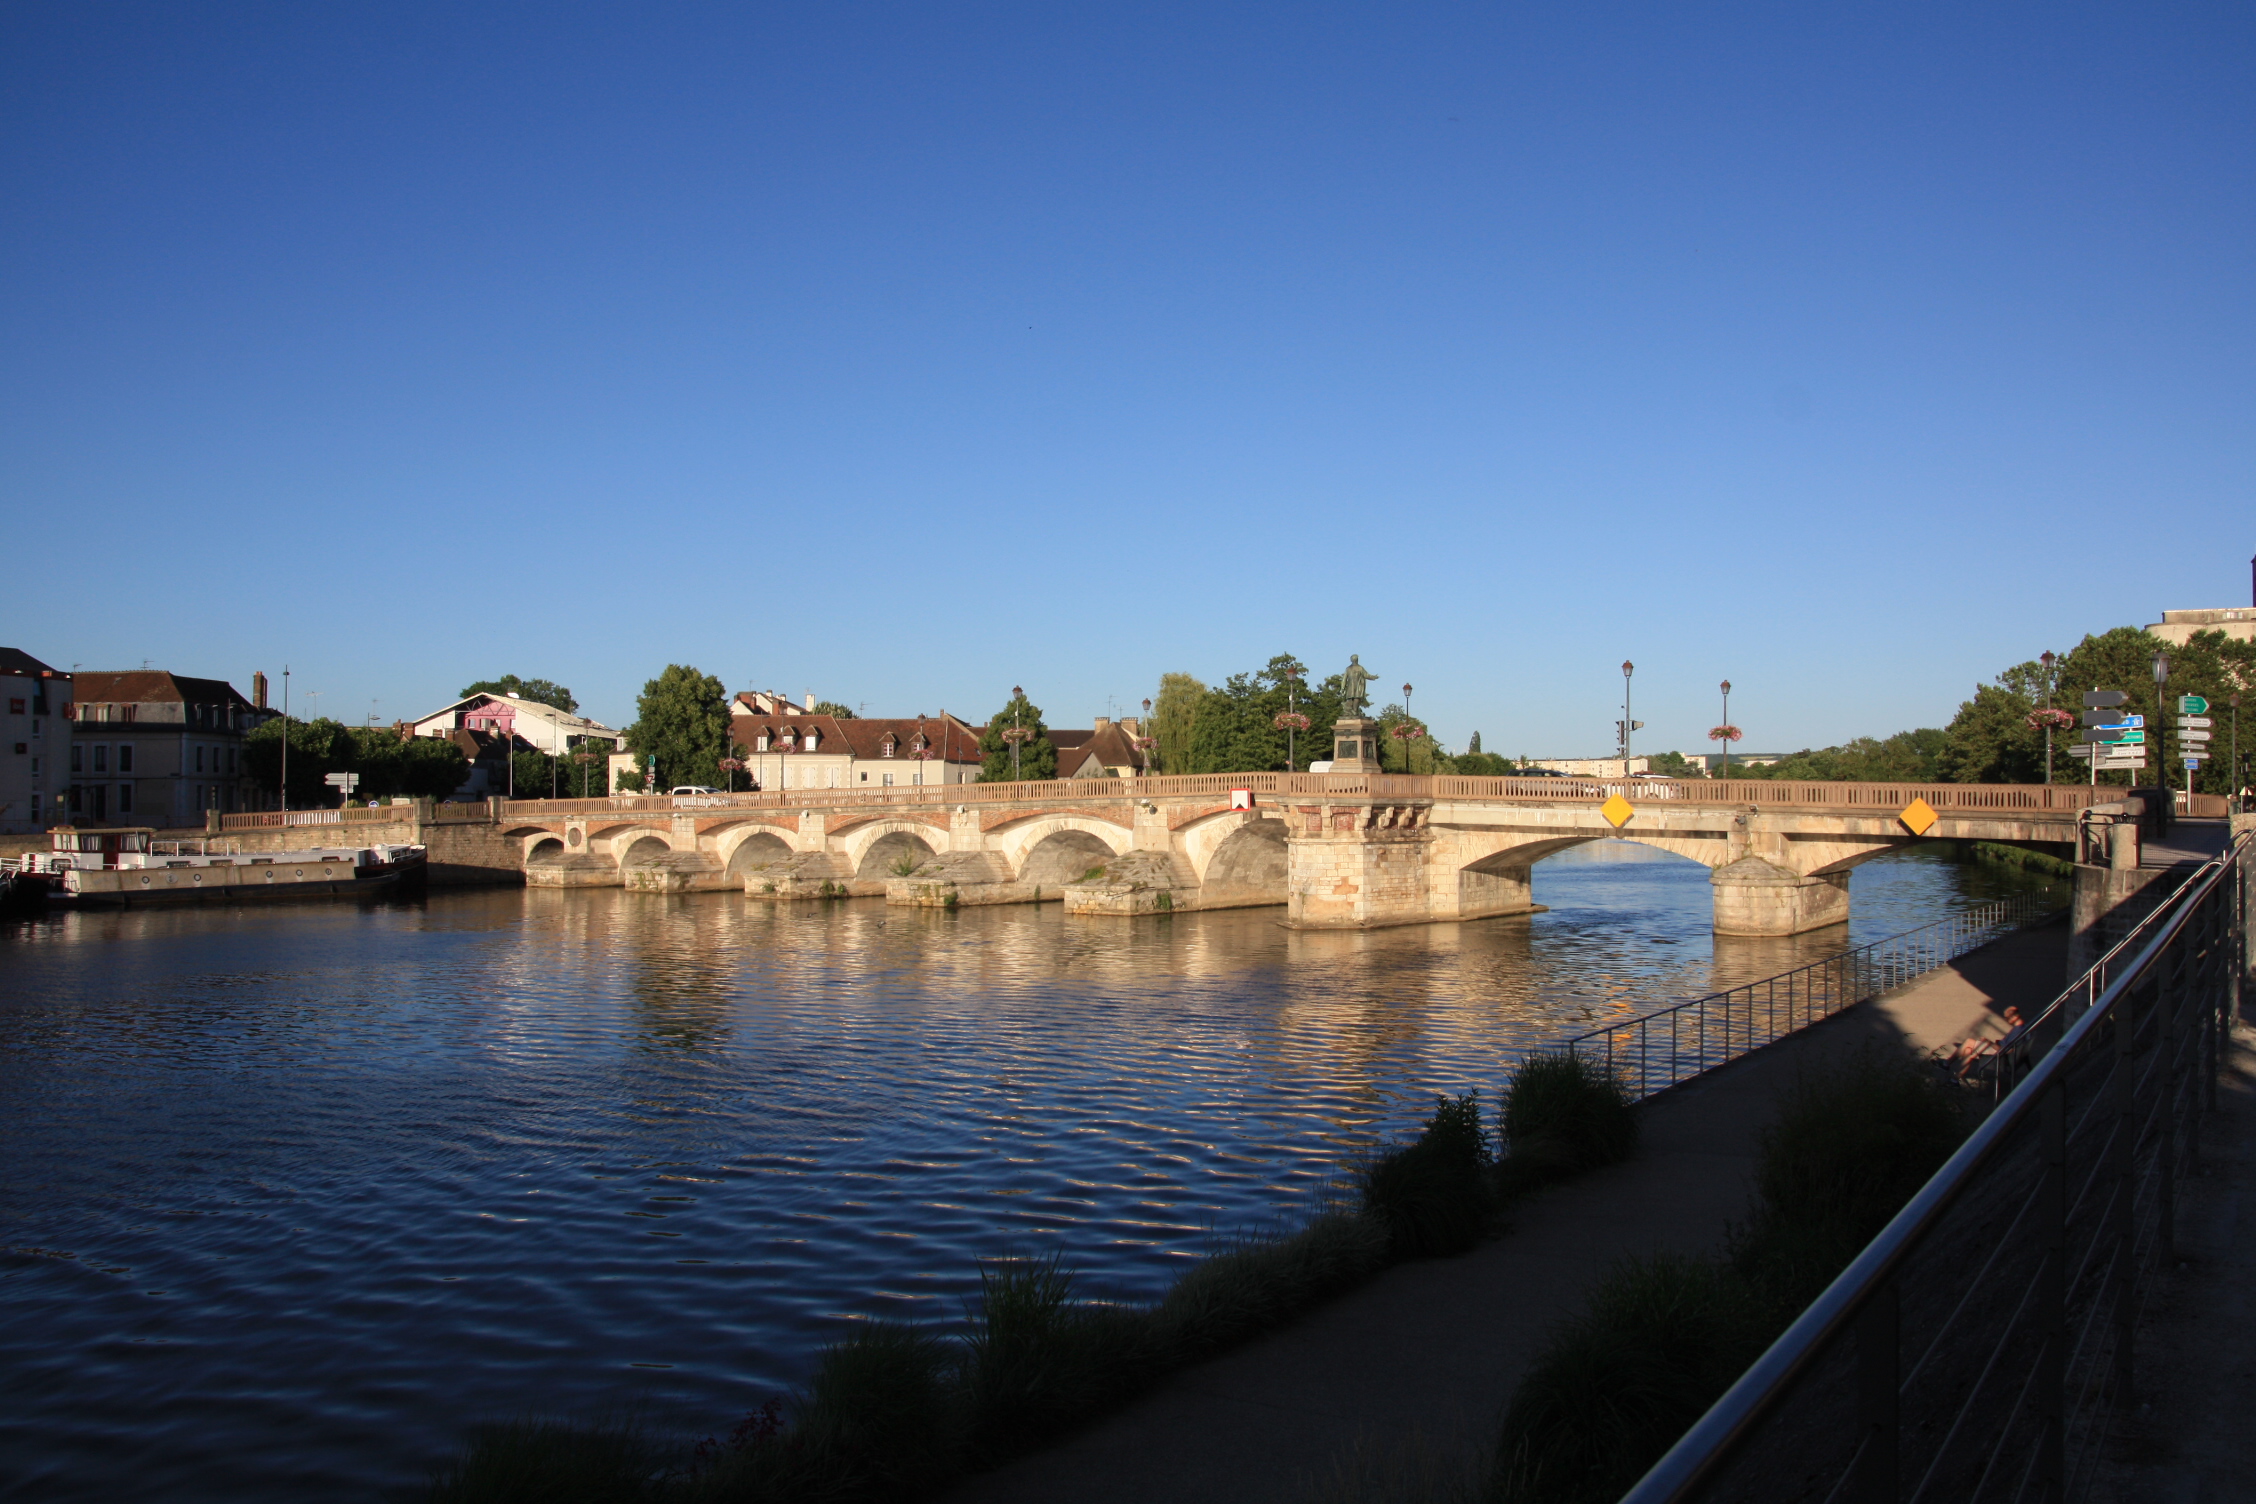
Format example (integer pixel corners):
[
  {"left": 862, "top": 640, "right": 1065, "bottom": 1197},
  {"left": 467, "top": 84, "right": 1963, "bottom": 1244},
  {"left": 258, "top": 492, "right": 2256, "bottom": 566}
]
[{"left": 0, "top": 844, "right": 2062, "bottom": 1501}]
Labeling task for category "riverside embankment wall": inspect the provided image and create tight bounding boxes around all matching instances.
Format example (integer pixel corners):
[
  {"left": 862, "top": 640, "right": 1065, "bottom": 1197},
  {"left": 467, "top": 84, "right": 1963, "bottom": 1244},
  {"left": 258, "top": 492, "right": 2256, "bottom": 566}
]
[{"left": 2, "top": 815, "right": 524, "bottom": 887}]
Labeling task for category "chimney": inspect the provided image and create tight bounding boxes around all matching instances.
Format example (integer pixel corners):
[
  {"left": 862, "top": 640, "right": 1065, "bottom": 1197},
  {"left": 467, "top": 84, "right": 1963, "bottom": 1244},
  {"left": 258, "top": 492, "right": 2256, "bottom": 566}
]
[
  {"left": 1094, "top": 716, "right": 1111, "bottom": 731},
  {"left": 252, "top": 671, "right": 268, "bottom": 710}
]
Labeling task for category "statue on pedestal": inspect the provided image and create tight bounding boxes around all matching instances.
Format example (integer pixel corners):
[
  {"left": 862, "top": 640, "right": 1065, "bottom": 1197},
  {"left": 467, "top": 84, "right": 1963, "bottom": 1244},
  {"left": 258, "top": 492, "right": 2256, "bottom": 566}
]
[
  {"left": 1328, "top": 654, "right": 1382, "bottom": 774},
  {"left": 1339, "top": 655, "right": 1376, "bottom": 718}
]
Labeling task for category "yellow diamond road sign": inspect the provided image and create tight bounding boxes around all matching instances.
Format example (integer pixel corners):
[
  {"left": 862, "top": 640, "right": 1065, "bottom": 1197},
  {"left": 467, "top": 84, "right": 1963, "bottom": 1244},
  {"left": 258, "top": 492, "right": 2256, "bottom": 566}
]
[
  {"left": 1601, "top": 793, "right": 1634, "bottom": 828},
  {"left": 1899, "top": 797, "right": 1938, "bottom": 836}
]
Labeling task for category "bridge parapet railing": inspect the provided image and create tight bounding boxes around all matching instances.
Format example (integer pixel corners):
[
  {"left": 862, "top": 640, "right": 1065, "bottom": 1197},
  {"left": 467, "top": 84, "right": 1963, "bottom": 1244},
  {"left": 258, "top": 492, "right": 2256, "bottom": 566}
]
[
  {"left": 481, "top": 772, "right": 2126, "bottom": 821},
  {"left": 1620, "top": 832, "right": 2251, "bottom": 1504},
  {"left": 219, "top": 809, "right": 346, "bottom": 830}
]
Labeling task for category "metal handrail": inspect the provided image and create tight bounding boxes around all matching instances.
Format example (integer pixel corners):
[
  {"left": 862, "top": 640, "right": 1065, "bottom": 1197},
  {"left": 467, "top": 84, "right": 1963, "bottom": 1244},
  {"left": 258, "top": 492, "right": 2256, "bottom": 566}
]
[
  {"left": 1621, "top": 831, "right": 2250, "bottom": 1503},
  {"left": 1562, "top": 890, "right": 2066, "bottom": 1103}
]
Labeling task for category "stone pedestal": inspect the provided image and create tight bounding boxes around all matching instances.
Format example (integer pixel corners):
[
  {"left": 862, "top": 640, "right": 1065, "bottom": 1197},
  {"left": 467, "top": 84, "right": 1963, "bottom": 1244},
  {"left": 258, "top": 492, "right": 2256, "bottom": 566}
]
[
  {"left": 1710, "top": 857, "right": 1849, "bottom": 935},
  {"left": 1329, "top": 717, "right": 1383, "bottom": 774}
]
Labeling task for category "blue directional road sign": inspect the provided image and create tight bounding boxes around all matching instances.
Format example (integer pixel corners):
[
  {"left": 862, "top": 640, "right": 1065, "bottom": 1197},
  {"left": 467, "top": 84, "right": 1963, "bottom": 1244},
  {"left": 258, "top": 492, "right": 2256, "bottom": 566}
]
[{"left": 2081, "top": 711, "right": 2145, "bottom": 729}]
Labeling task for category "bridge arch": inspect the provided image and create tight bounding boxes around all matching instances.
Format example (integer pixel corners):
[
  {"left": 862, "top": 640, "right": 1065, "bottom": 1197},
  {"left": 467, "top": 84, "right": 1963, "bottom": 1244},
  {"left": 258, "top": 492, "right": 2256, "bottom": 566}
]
[
  {"left": 1017, "top": 828, "right": 1120, "bottom": 887},
  {"left": 525, "top": 835, "right": 567, "bottom": 866},
  {"left": 726, "top": 831, "right": 795, "bottom": 880},
  {"left": 1201, "top": 817, "right": 1289, "bottom": 903},
  {"left": 855, "top": 828, "right": 939, "bottom": 880},
  {"left": 984, "top": 814, "right": 1131, "bottom": 878},
  {"left": 618, "top": 834, "right": 674, "bottom": 870},
  {"left": 838, "top": 818, "right": 950, "bottom": 875}
]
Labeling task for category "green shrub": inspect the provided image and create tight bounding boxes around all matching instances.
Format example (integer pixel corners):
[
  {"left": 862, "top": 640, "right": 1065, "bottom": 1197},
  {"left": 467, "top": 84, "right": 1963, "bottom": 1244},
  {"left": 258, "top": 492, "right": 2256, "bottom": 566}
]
[
  {"left": 1732, "top": 1049, "right": 1968, "bottom": 1312},
  {"left": 778, "top": 1321, "right": 960, "bottom": 1499},
  {"left": 1152, "top": 1212, "right": 1389, "bottom": 1362},
  {"left": 961, "top": 1254, "right": 1143, "bottom": 1459},
  {"left": 1492, "top": 1255, "right": 1766, "bottom": 1504},
  {"left": 1362, "top": 1094, "right": 1493, "bottom": 1258},
  {"left": 1496, "top": 1053, "right": 1636, "bottom": 1196}
]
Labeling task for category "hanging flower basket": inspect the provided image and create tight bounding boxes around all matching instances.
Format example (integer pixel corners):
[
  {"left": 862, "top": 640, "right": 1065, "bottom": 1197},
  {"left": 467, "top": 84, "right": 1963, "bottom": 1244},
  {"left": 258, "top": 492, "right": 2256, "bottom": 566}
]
[
  {"left": 1273, "top": 712, "right": 1311, "bottom": 732},
  {"left": 1391, "top": 723, "right": 1425, "bottom": 740},
  {"left": 718, "top": 757, "right": 747, "bottom": 773},
  {"left": 1129, "top": 735, "right": 1157, "bottom": 751},
  {"left": 1000, "top": 726, "right": 1033, "bottom": 744},
  {"left": 2026, "top": 708, "right": 2075, "bottom": 731},
  {"left": 1708, "top": 725, "right": 1743, "bottom": 742}
]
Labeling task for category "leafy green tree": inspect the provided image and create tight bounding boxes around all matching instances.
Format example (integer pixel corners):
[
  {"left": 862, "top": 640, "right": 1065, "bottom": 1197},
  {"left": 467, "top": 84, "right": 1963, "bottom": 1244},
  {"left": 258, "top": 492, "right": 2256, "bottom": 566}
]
[
  {"left": 1467, "top": 730, "right": 1482, "bottom": 755},
  {"left": 1150, "top": 672, "right": 1206, "bottom": 775},
  {"left": 242, "top": 716, "right": 355, "bottom": 805},
  {"left": 1730, "top": 731, "right": 1948, "bottom": 783},
  {"left": 1184, "top": 654, "right": 1344, "bottom": 772},
  {"left": 1370, "top": 703, "right": 1443, "bottom": 773},
  {"left": 811, "top": 701, "right": 856, "bottom": 718},
  {"left": 978, "top": 690, "right": 1057, "bottom": 782},
  {"left": 1646, "top": 750, "right": 1696, "bottom": 777},
  {"left": 341, "top": 728, "right": 469, "bottom": 801},
  {"left": 1454, "top": 751, "right": 1517, "bottom": 776},
  {"left": 458, "top": 675, "right": 578, "bottom": 714},
  {"left": 624, "top": 665, "right": 730, "bottom": 789},
  {"left": 614, "top": 753, "right": 652, "bottom": 794}
]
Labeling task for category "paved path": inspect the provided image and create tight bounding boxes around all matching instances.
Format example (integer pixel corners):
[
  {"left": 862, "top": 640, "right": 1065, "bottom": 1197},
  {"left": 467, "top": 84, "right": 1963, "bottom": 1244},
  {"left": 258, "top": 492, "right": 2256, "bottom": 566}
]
[
  {"left": 943, "top": 922, "right": 2072, "bottom": 1504},
  {"left": 2089, "top": 1021, "right": 2256, "bottom": 1504}
]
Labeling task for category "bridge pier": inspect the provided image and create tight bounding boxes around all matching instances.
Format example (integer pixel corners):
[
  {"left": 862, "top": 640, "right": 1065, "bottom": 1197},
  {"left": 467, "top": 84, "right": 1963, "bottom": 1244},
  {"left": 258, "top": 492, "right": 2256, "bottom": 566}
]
[{"left": 1710, "top": 857, "right": 1850, "bottom": 936}]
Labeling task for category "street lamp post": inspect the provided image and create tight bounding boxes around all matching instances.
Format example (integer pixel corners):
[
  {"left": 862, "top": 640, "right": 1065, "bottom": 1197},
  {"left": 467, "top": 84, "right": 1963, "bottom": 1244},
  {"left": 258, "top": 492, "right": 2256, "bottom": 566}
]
[
  {"left": 2040, "top": 650, "right": 2057, "bottom": 784},
  {"left": 1002, "top": 685, "right": 1030, "bottom": 783},
  {"left": 279, "top": 665, "right": 290, "bottom": 813},
  {"left": 1621, "top": 661, "right": 1635, "bottom": 777},
  {"left": 2152, "top": 650, "right": 2171, "bottom": 826},
  {"left": 1402, "top": 683, "right": 1414, "bottom": 771},
  {"left": 1720, "top": 681, "right": 1731, "bottom": 777}
]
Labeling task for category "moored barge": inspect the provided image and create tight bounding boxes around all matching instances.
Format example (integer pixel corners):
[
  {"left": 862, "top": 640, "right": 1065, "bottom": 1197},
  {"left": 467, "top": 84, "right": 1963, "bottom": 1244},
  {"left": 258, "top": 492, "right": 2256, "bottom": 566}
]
[{"left": 9, "top": 826, "right": 426, "bottom": 907}]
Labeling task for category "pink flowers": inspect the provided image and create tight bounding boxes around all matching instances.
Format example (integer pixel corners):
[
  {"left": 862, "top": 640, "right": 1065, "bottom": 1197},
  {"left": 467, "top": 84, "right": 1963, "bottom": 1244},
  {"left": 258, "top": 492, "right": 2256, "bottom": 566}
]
[
  {"left": 1708, "top": 725, "right": 1743, "bottom": 742},
  {"left": 1273, "top": 712, "right": 1311, "bottom": 732},
  {"left": 2026, "top": 708, "right": 2075, "bottom": 731}
]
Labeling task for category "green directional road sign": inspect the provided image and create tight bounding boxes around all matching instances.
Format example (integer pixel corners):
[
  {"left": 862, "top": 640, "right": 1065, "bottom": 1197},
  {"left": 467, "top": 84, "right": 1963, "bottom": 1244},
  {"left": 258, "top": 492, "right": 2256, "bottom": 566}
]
[{"left": 2178, "top": 695, "right": 2209, "bottom": 715}]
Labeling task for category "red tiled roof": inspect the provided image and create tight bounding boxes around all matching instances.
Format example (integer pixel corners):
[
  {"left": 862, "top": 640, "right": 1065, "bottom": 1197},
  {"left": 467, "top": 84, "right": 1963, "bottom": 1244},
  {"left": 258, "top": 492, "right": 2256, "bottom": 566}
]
[
  {"left": 69, "top": 670, "right": 254, "bottom": 710},
  {"left": 728, "top": 707, "right": 982, "bottom": 762}
]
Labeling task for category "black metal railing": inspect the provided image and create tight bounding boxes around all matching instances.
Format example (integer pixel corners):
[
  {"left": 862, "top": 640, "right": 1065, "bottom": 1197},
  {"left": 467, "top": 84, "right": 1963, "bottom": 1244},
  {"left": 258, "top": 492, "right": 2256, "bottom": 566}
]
[
  {"left": 1621, "top": 832, "right": 2250, "bottom": 1504},
  {"left": 1562, "top": 889, "right": 2067, "bottom": 1103}
]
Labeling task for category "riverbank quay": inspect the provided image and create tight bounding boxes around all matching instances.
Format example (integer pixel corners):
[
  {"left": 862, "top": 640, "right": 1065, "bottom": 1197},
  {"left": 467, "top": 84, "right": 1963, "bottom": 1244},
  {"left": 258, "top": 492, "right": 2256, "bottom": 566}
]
[
  {"left": 2088, "top": 1020, "right": 2256, "bottom": 1503},
  {"left": 940, "top": 921, "right": 2071, "bottom": 1504}
]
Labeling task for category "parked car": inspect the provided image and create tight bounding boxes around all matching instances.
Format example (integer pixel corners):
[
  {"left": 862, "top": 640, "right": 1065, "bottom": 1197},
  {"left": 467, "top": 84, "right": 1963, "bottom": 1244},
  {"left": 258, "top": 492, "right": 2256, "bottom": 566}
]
[
  {"left": 1516, "top": 767, "right": 1570, "bottom": 777},
  {"left": 669, "top": 785, "right": 721, "bottom": 796}
]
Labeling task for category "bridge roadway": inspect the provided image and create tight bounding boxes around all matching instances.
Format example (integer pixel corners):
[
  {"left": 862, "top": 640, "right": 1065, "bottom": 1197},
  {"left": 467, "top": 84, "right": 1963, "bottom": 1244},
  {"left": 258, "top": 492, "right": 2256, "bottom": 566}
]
[{"left": 477, "top": 771, "right": 2107, "bottom": 935}]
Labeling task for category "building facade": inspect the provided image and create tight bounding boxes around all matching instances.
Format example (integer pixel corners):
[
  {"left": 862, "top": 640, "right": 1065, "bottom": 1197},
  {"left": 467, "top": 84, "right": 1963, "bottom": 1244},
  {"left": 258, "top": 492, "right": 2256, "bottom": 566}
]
[
  {"left": 65, "top": 670, "right": 265, "bottom": 825},
  {"left": 1, "top": 648, "right": 72, "bottom": 834},
  {"left": 727, "top": 698, "right": 984, "bottom": 791},
  {"left": 2145, "top": 607, "right": 2256, "bottom": 646}
]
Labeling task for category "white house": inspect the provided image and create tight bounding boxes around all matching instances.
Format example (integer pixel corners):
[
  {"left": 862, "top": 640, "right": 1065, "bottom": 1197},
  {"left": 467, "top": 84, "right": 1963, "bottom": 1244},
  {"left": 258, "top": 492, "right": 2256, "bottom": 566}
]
[{"left": 405, "top": 693, "right": 620, "bottom": 756}]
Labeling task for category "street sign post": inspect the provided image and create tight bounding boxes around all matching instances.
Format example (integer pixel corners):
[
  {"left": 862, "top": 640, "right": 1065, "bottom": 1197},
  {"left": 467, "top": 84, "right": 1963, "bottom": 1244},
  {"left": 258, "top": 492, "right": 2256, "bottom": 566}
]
[
  {"left": 2178, "top": 695, "right": 2209, "bottom": 716},
  {"left": 2084, "top": 691, "right": 2129, "bottom": 707},
  {"left": 2081, "top": 711, "right": 2144, "bottom": 728},
  {"left": 2080, "top": 729, "right": 2144, "bottom": 745}
]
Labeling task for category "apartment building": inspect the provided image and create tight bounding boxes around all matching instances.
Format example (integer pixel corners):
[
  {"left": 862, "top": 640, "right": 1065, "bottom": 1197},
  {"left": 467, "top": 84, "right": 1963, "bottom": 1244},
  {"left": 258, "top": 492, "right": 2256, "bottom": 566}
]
[
  {"left": 66, "top": 670, "right": 266, "bottom": 824},
  {"left": 1, "top": 648, "right": 72, "bottom": 834}
]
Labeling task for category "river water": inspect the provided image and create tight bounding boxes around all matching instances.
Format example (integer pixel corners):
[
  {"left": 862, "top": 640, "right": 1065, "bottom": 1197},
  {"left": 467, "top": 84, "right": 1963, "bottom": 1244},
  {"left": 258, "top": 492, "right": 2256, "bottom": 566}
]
[{"left": 0, "top": 845, "right": 2063, "bottom": 1500}]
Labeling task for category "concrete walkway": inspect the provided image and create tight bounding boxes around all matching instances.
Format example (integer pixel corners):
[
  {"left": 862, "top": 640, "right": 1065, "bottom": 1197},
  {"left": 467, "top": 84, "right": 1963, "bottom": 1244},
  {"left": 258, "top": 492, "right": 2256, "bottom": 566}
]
[
  {"left": 943, "top": 922, "right": 2072, "bottom": 1504},
  {"left": 2089, "top": 1021, "right": 2256, "bottom": 1504}
]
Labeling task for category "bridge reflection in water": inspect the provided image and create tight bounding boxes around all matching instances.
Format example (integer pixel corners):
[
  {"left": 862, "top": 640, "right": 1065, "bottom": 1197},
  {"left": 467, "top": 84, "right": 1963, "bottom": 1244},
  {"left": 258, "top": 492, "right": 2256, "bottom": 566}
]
[{"left": 0, "top": 843, "right": 2064, "bottom": 1501}]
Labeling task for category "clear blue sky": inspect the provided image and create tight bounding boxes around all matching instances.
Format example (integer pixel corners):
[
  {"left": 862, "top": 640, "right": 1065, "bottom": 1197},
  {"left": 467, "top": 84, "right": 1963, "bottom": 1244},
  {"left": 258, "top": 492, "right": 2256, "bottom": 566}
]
[{"left": 5, "top": 4, "right": 2251, "bottom": 756}]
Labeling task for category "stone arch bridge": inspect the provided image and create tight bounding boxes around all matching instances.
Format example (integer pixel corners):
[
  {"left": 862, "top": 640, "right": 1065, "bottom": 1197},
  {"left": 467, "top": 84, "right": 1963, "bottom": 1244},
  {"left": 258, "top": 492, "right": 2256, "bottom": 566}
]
[{"left": 478, "top": 771, "right": 2104, "bottom": 935}]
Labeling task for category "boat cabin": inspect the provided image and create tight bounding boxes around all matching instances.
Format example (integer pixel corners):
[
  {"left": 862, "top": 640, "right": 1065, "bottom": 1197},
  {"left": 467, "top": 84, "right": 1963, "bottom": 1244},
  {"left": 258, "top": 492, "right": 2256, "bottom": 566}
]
[{"left": 46, "top": 826, "right": 155, "bottom": 869}]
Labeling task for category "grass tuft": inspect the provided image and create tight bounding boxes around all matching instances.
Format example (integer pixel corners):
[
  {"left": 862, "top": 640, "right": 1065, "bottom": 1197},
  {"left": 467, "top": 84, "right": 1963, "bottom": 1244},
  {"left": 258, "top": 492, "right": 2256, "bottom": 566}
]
[
  {"left": 428, "top": 1415, "right": 665, "bottom": 1504},
  {"left": 1495, "top": 1053, "right": 1637, "bottom": 1196},
  {"left": 1361, "top": 1094, "right": 1494, "bottom": 1258}
]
